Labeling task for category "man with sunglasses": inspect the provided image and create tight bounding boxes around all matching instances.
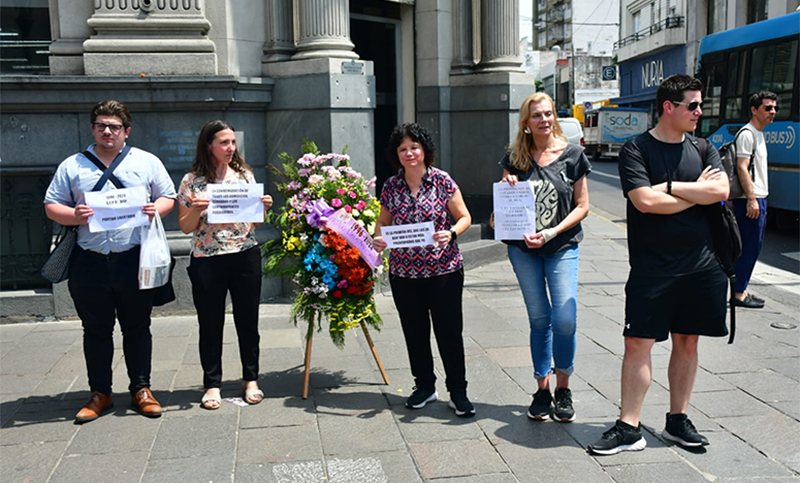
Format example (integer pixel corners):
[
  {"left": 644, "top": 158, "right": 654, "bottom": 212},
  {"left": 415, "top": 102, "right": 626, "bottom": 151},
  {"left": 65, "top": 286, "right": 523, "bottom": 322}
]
[
  {"left": 44, "top": 100, "right": 176, "bottom": 423},
  {"left": 589, "top": 74, "right": 730, "bottom": 455},
  {"left": 731, "top": 91, "right": 778, "bottom": 309}
]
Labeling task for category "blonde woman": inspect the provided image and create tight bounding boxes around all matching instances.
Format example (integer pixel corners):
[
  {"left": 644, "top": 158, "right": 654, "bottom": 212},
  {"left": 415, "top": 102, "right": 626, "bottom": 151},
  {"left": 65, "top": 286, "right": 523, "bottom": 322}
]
[{"left": 499, "top": 93, "right": 591, "bottom": 422}]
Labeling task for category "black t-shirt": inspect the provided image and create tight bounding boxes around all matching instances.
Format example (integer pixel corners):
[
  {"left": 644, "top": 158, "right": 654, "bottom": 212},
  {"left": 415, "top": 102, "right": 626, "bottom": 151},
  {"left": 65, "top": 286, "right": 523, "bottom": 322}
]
[
  {"left": 499, "top": 144, "right": 592, "bottom": 256},
  {"left": 618, "top": 132, "right": 723, "bottom": 276}
]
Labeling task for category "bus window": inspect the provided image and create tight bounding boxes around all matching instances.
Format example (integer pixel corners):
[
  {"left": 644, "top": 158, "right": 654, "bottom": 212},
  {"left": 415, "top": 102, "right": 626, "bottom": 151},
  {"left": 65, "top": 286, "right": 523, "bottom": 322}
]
[
  {"left": 750, "top": 39, "right": 796, "bottom": 121},
  {"left": 705, "top": 63, "right": 723, "bottom": 116},
  {"left": 724, "top": 51, "right": 747, "bottom": 121}
]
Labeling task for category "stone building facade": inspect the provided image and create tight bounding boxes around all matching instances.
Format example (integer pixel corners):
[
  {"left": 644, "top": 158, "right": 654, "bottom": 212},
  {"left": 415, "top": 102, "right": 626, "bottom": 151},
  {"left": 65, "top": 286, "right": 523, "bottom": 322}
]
[{"left": 0, "top": 0, "right": 535, "bottom": 317}]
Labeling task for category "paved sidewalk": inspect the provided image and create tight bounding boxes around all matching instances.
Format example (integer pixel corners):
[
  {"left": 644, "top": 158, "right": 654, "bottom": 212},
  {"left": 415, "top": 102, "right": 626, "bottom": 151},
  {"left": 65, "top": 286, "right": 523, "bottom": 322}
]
[{"left": 1, "top": 213, "right": 799, "bottom": 483}]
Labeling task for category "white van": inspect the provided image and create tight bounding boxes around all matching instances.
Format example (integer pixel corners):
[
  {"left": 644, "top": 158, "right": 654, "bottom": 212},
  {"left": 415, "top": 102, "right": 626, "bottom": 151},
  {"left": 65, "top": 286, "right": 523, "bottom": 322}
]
[{"left": 557, "top": 117, "right": 584, "bottom": 146}]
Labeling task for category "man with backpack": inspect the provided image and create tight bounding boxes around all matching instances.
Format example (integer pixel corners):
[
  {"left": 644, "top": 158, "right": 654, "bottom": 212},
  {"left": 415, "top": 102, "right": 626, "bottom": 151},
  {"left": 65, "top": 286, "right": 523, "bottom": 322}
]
[
  {"left": 730, "top": 91, "right": 777, "bottom": 309},
  {"left": 588, "top": 75, "right": 730, "bottom": 455}
]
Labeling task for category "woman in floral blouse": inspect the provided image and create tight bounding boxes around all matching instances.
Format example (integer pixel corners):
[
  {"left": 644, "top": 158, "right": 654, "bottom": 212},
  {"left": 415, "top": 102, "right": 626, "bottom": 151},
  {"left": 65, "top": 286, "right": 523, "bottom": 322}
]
[
  {"left": 373, "top": 123, "right": 475, "bottom": 417},
  {"left": 178, "top": 120, "right": 273, "bottom": 410}
]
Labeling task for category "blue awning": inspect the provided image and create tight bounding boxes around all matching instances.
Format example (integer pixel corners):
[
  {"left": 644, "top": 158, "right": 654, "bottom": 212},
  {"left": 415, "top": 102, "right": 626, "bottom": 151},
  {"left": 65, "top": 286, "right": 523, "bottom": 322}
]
[{"left": 609, "top": 91, "right": 656, "bottom": 105}]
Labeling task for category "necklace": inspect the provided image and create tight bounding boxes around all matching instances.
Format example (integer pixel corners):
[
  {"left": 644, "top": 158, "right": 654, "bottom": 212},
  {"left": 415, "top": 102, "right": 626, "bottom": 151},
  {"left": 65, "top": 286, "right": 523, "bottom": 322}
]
[{"left": 651, "top": 127, "right": 684, "bottom": 144}]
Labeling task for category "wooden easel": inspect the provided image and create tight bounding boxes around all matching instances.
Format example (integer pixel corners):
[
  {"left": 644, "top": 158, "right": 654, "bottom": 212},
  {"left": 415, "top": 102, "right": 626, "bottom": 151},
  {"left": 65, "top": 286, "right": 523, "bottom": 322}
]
[{"left": 302, "top": 314, "right": 390, "bottom": 399}]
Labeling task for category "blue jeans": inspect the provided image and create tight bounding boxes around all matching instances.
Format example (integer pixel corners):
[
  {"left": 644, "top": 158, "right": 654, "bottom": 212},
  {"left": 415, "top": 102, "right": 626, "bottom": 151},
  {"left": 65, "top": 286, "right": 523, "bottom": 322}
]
[
  {"left": 508, "top": 244, "right": 579, "bottom": 380},
  {"left": 731, "top": 198, "right": 767, "bottom": 294}
]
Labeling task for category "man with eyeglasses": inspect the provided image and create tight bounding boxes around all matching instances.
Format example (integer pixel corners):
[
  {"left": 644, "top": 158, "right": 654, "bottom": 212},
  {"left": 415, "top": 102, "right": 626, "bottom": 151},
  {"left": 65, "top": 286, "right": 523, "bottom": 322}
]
[
  {"left": 589, "top": 74, "right": 730, "bottom": 455},
  {"left": 44, "top": 100, "right": 176, "bottom": 423},
  {"left": 730, "top": 91, "right": 777, "bottom": 309}
]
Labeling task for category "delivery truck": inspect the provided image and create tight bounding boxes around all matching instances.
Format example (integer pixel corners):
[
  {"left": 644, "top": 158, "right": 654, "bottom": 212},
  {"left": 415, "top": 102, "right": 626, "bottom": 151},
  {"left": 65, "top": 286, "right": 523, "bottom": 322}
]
[{"left": 583, "top": 107, "right": 649, "bottom": 161}]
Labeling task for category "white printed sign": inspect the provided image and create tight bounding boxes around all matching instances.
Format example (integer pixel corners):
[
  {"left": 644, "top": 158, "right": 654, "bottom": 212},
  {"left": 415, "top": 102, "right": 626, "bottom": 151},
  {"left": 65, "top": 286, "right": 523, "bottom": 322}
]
[
  {"left": 493, "top": 181, "right": 537, "bottom": 240},
  {"left": 85, "top": 186, "right": 149, "bottom": 233},
  {"left": 381, "top": 222, "right": 436, "bottom": 248},
  {"left": 207, "top": 183, "right": 264, "bottom": 224}
]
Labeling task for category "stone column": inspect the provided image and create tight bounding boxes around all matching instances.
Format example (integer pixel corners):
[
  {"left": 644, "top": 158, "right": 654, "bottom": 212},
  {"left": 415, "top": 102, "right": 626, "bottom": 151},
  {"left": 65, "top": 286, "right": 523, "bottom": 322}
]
[
  {"left": 292, "top": 0, "right": 358, "bottom": 60},
  {"left": 478, "top": 0, "right": 523, "bottom": 72},
  {"left": 451, "top": 0, "right": 474, "bottom": 74},
  {"left": 48, "top": 0, "right": 94, "bottom": 75},
  {"left": 262, "top": 0, "right": 294, "bottom": 64},
  {"left": 83, "top": 0, "right": 217, "bottom": 76}
]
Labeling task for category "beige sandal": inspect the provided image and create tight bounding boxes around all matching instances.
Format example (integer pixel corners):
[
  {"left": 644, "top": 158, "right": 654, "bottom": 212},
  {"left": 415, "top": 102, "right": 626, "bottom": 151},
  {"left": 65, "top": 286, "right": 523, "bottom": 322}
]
[
  {"left": 201, "top": 391, "right": 222, "bottom": 410},
  {"left": 242, "top": 384, "right": 263, "bottom": 405}
]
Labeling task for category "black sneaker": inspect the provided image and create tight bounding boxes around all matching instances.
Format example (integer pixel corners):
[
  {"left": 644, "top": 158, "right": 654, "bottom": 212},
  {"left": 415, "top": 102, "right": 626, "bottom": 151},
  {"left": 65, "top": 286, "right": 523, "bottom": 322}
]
[
  {"left": 448, "top": 391, "right": 476, "bottom": 418},
  {"left": 527, "top": 389, "right": 553, "bottom": 420},
  {"left": 552, "top": 387, "right": 576, "bottom": 422},
  {"left": 662, "top": 413, "right": 709, "bottom": 447},
  {"left": 405, "top": 386, "right": 437, "bottom": 409},
  {"left": 587, "top": 419, "right": 647, "bottom": 455}
]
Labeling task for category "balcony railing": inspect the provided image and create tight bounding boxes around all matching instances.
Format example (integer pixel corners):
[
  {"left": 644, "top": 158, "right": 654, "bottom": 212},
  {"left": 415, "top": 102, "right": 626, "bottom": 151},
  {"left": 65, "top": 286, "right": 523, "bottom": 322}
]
[{"left": 613, "top": 15, "right": 684, "bottom": 50}]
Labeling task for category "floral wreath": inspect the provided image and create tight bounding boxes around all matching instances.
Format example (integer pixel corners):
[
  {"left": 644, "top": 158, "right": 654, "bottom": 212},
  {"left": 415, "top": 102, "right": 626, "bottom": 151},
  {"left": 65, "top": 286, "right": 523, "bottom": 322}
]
[{"left": 263, "top": 140, "right": 384, "bottom": 347}]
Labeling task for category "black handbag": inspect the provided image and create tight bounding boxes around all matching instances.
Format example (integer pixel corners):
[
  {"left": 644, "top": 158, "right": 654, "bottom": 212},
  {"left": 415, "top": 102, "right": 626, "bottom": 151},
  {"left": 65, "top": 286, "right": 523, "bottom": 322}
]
[
  {"left": 39, "top": 225, "right": 79, "bottom": 283},
  {"left": 39, "top": 146, "right": 131, "bottom": 284},
  {"left": 152, "top": 257, "right": 177, "bottom": 306}
]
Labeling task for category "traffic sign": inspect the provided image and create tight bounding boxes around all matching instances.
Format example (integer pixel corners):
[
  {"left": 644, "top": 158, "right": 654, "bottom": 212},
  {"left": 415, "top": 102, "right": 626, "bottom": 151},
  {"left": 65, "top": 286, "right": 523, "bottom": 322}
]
[
  {"left": 584, "top": 102, "right": 593, "bottom": 109},
  {"left": 602, "top": 66, "right": 616, "bottom": 81}
]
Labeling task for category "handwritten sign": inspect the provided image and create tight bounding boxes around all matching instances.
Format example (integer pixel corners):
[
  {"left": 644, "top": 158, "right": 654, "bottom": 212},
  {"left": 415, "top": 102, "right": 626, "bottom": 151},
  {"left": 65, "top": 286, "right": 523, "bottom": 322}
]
[
  {"left": 85, "top": 186, "right": 149, "bottom": 233},
  {"left": 381, "top": 222, "right": 436, "bottom": 248},
  {"left": 325, "top": 209, "right": 382, "bottom": 270},
  {"left": 207, "top": 183, "right": 264, "bottom": 224},
  {"left": 493, "top": 181, "right": 537, "bottom": 240}
]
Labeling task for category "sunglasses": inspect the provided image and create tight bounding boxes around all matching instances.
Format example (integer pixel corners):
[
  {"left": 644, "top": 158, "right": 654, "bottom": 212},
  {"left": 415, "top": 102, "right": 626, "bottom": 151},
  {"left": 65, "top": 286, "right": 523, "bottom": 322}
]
[
  {"left": 763, "top": 105, "right": 779, "bottom": 112},
  {"left": 671, "top": 101, "right": 704, "bottom": 111},
  {"left": 92, "top": 122, "right": 125, "bottom": 134}
]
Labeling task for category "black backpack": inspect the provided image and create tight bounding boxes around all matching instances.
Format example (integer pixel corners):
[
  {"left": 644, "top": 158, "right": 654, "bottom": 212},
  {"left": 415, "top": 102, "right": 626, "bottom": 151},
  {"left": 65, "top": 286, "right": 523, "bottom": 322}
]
[
  {"left": 694, "top": 137, "right": 742, "bottom": 344},
  {"left": 718, "top": 126, "right": 755, "bottom": 200}
]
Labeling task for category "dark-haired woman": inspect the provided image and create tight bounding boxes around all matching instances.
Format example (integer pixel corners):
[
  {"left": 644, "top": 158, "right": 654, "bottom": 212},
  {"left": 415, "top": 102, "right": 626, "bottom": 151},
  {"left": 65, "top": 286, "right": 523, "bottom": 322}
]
[
  {"left": 373, "top": 123, "right": 475, "bottom": 417},
  {"left": 500, "top": 92, "right": 590, "bottom": 422},
  {"left": 178, "top": 120, "right": 273, "bottom": 410}
]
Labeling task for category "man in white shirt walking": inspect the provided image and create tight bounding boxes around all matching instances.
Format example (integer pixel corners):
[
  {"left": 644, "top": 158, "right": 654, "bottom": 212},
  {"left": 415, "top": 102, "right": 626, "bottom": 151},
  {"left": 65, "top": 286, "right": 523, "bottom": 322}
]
[{"left": 732, "top": 91, "right": 777, "bottom": 309}]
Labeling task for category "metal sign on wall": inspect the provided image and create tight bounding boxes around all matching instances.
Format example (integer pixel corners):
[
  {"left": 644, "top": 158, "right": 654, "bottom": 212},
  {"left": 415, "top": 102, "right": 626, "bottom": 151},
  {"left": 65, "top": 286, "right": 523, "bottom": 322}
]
[{"left": 602, "top": 66, "right": 616, "bottom": 81}]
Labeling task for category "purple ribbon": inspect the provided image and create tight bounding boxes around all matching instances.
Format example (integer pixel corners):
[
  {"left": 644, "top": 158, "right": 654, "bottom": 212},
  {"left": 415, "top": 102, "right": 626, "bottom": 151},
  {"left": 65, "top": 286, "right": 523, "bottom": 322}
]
[{"left": 306, "top": 199, "right": 335, "bottom": 228}]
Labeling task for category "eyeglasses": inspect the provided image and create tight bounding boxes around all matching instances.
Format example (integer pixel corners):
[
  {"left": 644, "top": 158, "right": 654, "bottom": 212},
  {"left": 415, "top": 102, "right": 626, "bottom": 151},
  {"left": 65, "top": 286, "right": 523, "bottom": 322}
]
[
  {"left": 671, "top": 101, "right": 704, "bottom": 111},
  {"left": 763, "top": 105, "right": 779, "bottom": 112},
  {"left": 92, "top": 122, "right": 125, "bottom": 134}
]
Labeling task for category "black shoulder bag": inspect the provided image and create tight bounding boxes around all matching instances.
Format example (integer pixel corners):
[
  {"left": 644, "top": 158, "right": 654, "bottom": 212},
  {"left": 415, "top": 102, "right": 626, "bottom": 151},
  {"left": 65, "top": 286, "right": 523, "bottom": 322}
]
[{"left": 40, "top": 146, "right": 131, "bottom": 283}]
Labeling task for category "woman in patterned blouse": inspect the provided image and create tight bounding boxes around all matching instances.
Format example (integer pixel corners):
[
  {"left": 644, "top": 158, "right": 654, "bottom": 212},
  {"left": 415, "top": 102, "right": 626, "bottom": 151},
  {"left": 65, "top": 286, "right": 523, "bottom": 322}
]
[
  {"left": 373, "top": 123, "right": 475, "bottom": 417},
  {"left": 500, "top": 93, "right": 591, "bottom": 423},
  {"left": 177, "top": 120, "right": 273, "bottom": 410}
]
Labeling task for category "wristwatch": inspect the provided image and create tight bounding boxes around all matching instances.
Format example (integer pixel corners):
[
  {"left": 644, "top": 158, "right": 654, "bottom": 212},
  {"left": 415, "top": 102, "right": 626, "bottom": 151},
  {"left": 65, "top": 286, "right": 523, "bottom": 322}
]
[{"left": 449, "top": 229, "right": 458, "bottom": 242}]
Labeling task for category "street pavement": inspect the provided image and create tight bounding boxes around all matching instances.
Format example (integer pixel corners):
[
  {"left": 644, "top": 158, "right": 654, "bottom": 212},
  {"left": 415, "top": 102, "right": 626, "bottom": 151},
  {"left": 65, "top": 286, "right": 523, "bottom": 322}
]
[{"left": 1, "top": 212, "right": 799, "bottom": 483}]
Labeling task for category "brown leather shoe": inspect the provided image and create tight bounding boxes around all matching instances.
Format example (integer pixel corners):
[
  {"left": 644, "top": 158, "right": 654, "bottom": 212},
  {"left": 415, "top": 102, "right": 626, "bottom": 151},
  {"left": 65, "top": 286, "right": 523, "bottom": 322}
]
[
  {"left": 131, "top": 388, "right": 162, "bottom": 418},
  {"left": 75, "top": 391, "right": 114, "bottom": 424}
]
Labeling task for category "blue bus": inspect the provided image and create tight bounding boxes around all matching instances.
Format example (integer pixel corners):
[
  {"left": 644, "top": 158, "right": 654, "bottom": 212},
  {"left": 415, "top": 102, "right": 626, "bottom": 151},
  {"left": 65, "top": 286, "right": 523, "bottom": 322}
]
[{"left": 696, "top": 11, "right": 799, "bottom": 225}]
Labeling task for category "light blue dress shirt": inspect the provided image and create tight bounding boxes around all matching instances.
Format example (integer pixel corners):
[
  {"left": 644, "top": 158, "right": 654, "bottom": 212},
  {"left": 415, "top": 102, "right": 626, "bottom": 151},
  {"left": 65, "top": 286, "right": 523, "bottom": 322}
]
[{"left": 44, "top": 144, "right": 177, "bottom": 255}]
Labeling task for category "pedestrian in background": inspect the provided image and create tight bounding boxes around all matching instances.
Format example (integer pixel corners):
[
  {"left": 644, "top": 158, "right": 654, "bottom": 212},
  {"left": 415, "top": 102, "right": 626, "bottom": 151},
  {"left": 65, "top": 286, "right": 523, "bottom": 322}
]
[
  {"left": 589, "top": 74, "right": 729, "bottom": 455},
  {"left": 373, "top": 123, "right": 475, "bottom": 417},
  {"left": 499, "top": 92, "right": 591, "bottom": 422},
  {"left": 731, "top": 91, "right": 778, "bottom": 309},
  {"left": 178, "top": 120, "right": 273, "bottom": 410},
  {"left": 44, "top": 100, "right": 176, "bottom": 423}
]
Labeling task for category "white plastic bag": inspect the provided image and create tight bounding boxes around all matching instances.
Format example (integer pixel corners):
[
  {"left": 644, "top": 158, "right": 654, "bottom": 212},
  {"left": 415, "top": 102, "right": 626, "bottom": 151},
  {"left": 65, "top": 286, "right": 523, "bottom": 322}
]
[{"left": 139, "top": 212, "right": 171, "bottom": 290}]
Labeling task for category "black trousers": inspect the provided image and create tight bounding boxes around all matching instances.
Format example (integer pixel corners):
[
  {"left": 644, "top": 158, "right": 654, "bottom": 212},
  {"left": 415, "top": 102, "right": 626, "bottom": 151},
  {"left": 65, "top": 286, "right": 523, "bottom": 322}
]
[
  {"left": 69, "top": 246, "right": 155, "bottom": 396},
  {"left": 188, "top": 246, "right": 262, "bottom": 389},
  {"left": 389, "top": 269, "right": 467, "bottom": 392}
]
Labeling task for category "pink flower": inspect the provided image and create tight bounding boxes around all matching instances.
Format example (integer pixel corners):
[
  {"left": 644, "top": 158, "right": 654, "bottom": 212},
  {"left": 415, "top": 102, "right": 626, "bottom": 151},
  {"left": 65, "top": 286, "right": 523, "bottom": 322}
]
[
  {"left": 337, "top": 279, "right": 348, "bottom": 288},
  {"left": 336, "top": 188, "right": 346, "bottom": 195},
  {"left": 331, "top": 198, "right": 342, "bottom": 207},
  {"left": 348, "top": 191, "right": 357, "bottom": 199},
  {"left": 356, "top": 200, "right": 367, "bottom": 210},
  {"left": 344, "top": 205, "right": 352, "bottom": 213}
]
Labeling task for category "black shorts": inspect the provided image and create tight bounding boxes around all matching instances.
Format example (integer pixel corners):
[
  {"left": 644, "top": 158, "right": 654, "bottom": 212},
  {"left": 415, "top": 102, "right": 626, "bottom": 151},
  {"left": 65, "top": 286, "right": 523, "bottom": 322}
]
[{"left": 624, "top": 266, "right": 728, "bottom": 342}]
